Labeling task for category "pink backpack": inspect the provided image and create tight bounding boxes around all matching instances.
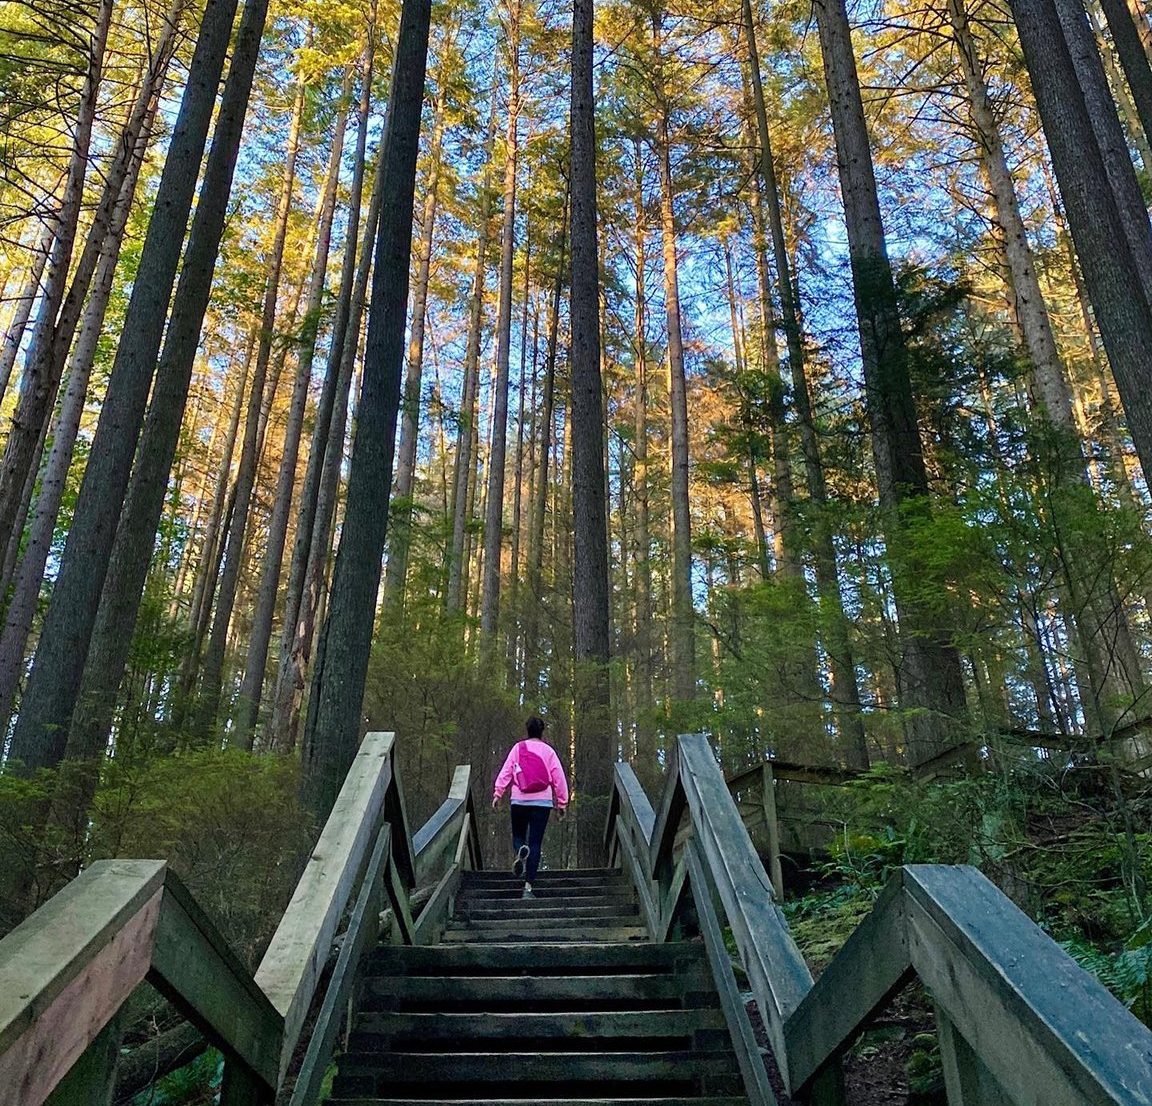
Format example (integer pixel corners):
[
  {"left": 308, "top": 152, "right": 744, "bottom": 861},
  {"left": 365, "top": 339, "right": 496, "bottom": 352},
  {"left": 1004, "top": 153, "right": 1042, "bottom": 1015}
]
[{"left": 514, "top": 741, "right": 551, "bottom": 794}]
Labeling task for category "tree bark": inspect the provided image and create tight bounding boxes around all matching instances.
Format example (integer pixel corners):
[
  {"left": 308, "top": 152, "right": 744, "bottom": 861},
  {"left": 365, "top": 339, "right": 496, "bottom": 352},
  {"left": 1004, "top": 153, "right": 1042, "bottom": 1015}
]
[
  {"left": 0, "top": 78, "right": 162, "bottom": 736},
  {"left": 652, "top": 9, "right": 695, "bottom": 703},
  {"left": 5, "top": 0, "right": 241, "bottom": 776},
  {"left": 300, "top": 0, "right": 433, "bottom": 821},
  {"left": 1099, "top": 0, "right": 1152, "bottom": 154},
  {"left": 570, "top": 0, "right": 612, "bottom": 864},
  {"left": 813, "top": 0, "right": 968, "bottom": 764},
  {"left": 0, "top": 225, "right": 52, "bottom": 402},
  {"left": 57, "top": 0, "right": 273, "bottom": 786},
  {"left": 480, "top": 6, "right": 523, "bottom": 645},
  {"left": 269, "top": 31, "right": 378, "bottom": 748},
  {"left": 522, "top": 210, "right": 565, "bottom": 702},
  {"left": 276, "top": 147, "right": 386, "bottom": 754},
  {"left": 193, "top": 72, "right": 306, "bottom": 737},
  {"left": 447, "top": 98, "right": 498, "bottom": 614},
  {"left": 1011, "top": 0, "right": 1152, "bottom": 483},
  {"left": 383, "top": 90, "right": 446, "bottom": 607},
  {"left": 235, "top": 66, "right": 356, "bottom": 744},
  {"left": 0, "top": 0, "right": 113, "bottom": 559}
]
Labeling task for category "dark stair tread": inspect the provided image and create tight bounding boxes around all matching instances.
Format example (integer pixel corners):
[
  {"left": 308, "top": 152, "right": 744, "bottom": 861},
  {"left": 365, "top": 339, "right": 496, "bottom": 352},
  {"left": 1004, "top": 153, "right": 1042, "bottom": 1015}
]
[
  {"left": 367, "top": 941, "right": 705, "bottom": 974},
  {"left": 355, "top": 1009, "right": 727, "bottom": 1038},
  {"left": 456, "top": 888, "right": 637, "bottom": 903},
  {"left": 441, "top": 926, "right": 650, "bottom": 943},
  {"left": 328, "top": 1098, "right": 748, "bottom": 1105},
  {"left": 463, "top": 868, "right": 624, "bottom": 880},
  {"left": 454, "top": 915, "right": 640, "bottom": 930},
  {"left": 460, "top": 904, "right": 639, "bottom": 920},
  {"left": 337, "top": 1049, "right": 741, "bottom": 1081},
  {"left": 362, "top": 973, "right": 688, "bottom": 1003}
]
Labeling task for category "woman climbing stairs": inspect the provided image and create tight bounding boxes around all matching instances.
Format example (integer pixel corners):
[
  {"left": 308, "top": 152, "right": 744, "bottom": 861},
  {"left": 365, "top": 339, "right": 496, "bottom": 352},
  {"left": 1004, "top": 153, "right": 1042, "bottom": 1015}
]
[{"left": 327, "top": 867, "right": 749, "bottom": 1104}]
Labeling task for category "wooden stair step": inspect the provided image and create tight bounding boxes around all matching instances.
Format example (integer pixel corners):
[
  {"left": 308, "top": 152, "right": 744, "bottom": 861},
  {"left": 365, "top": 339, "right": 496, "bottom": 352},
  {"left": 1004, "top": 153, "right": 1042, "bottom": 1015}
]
[
  {"left": 360, "top": 972, "right": 688, "bottom": 1009},
  {"left": 456, "top": 886, "right": 636, "bottom": 902},
  {"left": 328, "top": 1098, "right": 748, "bottom": 1106},
  {"left": 441, "top": 924, "right": 650, "bottom": 943},
  {"left": 459, "top": 903, "right": 639, "bottom": 920},
  {"left": 332, "top": 1049, "right": 743, "bottom": 1093},
  {"left": 367, "top": 941, "right": 705, "bottom": 974},
  {"left": 453, "top": 914, "right": 640, "bottom": 931},
  {"left": 462, "top": 874, "right": 627, "bottom": 889},
  {"left": 353, "top": 1008, "right": 727, "bottom": 1043}
]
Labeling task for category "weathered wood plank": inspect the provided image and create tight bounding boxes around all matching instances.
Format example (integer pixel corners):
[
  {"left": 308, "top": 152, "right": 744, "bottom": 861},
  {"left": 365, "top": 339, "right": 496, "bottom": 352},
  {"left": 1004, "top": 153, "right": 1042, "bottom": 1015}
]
[
  {"left": 254, "top": 730, "right": 395, "bottom": 1073},
  {"left": 287, "top": 825, "right": 391, "bottom": 1106},
  {"left": 649, "top": 764, "right": 686, "bottom": 885},
  {"left": 677, "top": 735, "right": 814, "bottom": 1087},
  {"left": 905, "top": 864, "right": 1152, "bottom": 1106},
  {"left": 936, "top": 1005, "right": 1013, "bottom": 1106},
  {"left": 412, "top": 766, "right": 471, "bottom": 884},
  {"left": 386, "top": 851, "right": 416, "bottom": 946},
  {"left": 784, "top": 872, "right": 912, "bottom": 1095},
  {"left": 0, "top": 863, "right": 164, "bottom": 1106},
  {"left": 614, "top": 815, "right": 660, "bottom": 938},
  {"left": 762, "top": 765, "right": 784, "bottom": 901},
  {"left": 0, "top": 859, "right": 165, "bottom": 1054},
  {"left": 616, "top": 763, "right": 657, "bottom": 843},
  {"left": 384, "top": 760, "right": 417, "bottom": 889},
  {"left": 151, "top": 875, "right": 281, "bottom": 1091},
  {"left": 413, "top": 863, "right": 462, "bottom": 945},
  {"left": 44, "top": 1009, "right": 124, "bottom": 1106},
  {"left": 686, "top": 843, "right": 776, "bottom": 1106}
]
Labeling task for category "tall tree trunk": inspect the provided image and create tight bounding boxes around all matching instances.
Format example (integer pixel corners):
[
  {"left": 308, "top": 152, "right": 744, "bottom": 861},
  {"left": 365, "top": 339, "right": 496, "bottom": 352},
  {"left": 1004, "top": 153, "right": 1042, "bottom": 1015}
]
[
  {"left": 447, "top": 99, "right": 498, "bottom": 614},
  {"left": 0, "top": 226, "right": 52, "bottom": 402},
  {"left": 384, "top": 91, "right": 447, "bottom": 606},
  {"left": 523, "top": 212, "right": 565, "bottom": 701},
  {"left": 5, "top": 0, "right": 241, "bottom": 777},
  {"left": 269, "top": 32, "right": 378, "bottom": 748},
  {"left": 1057, "top": 0, "right": 1152, "bottom": 304},
  {"left": 570, "top": 0, "right": 612, "bottom": 864},
  {"left": 813, "top": 0, "right": 968, "bottom": 764},
  {"left": 505, "top": 250, "right": 533, "bottom": 687},
  {"left": 1011, "top": 0, "right": 1152, "bottom": 483},
  {"left": 480, "top": 5, "right": 523, "bottom": 645},
  {"left": 0, "top": 0, "right": 113, "bottom": 558},
  {"left": 276, "top": 148, "right": 387, "bottom": 754},
  {"left": 628, "top": 147, "right": 656, "bottom": 777},
  {"left": 652, "top": 9, "right": 695, "bottom": 702},
  {"left": 57, "top": 0, "right": 274, "bottom": 783},
  {"left": 300, "top": 0, "right": 433, "bottom": 821},
  {"left": 953, "top": 0, "right": 1147, "bottom": 729},
  {"left": 0, "top": 79, "right": 162, "bottom": 735},
  {"left": 193, "top": 73, "right": 306, "bottom": 736},
  {"left": 1100, "top": 0, "right": 1152, "bottom": 152},
  {"left": 178, "top": 336, "right": 253, "bottom": 715},
  {"left": 236, "top": 68, "right": 356, "bottom": 744}
]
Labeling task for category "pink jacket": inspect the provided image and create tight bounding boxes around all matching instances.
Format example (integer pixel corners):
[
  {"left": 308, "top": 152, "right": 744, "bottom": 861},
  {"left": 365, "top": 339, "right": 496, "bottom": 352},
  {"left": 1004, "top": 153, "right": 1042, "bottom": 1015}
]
[{"left": 494, "top": 739, "right": 570, "bottom": 807}]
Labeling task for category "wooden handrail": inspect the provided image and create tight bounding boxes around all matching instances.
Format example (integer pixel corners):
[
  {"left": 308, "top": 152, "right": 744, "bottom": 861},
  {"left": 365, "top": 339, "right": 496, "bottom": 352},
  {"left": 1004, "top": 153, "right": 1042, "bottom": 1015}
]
[
  {"left": 0, "top": 732, "right": 482, "bottom": 1106},
  {"left": 609, "top": 734, "right": 1152, "bottom": 1106},
  {"left": 0, "top": 860, "right": 282, "bottom": 1106}
]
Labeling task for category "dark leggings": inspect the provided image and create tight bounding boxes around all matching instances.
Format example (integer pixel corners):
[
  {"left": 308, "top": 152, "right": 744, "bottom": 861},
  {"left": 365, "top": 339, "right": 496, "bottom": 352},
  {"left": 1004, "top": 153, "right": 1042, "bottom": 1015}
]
[{"left": 510, "top": 804, "right": 551, "bottom": 883}]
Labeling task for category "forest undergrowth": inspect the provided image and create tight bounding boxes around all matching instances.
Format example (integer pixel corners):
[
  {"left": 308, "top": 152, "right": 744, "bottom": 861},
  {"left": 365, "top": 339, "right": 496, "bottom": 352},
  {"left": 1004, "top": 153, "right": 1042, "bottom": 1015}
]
[{"left": 778, "top": 755, "right": 1152, "bottom": 1103}]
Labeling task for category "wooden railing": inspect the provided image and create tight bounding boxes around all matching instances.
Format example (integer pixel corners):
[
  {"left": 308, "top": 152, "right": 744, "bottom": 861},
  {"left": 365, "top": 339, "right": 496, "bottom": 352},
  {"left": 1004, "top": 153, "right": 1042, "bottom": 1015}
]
[
  {"left": 0, "top": 731, "right": 482, "bottom": 1106},
  {"left": 607, "top": 733, "right": 1152, "bottom": 1106}
]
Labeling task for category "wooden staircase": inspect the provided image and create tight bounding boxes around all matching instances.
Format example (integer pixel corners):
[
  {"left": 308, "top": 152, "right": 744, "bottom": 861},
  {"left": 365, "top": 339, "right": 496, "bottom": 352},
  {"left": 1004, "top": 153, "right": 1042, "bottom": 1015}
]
[
  {"left": 8, "top": 732, "right": 1152, "bottom": 1106},
  {"left": 329, "top": 867, "right": 748, "bottom": 1105}
]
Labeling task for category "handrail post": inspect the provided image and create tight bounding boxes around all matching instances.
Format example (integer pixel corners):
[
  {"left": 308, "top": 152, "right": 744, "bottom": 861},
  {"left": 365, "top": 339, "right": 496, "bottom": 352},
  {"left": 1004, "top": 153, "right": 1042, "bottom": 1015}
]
[{"left": 762, "top": 762, "right": 784, "bottom": 901}]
